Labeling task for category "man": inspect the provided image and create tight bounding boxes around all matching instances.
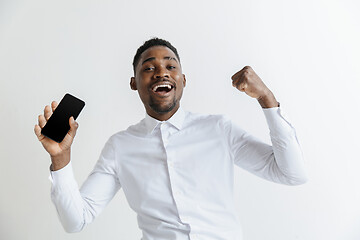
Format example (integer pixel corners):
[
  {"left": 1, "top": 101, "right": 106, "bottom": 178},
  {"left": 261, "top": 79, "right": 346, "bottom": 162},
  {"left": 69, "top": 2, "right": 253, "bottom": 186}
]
[{"left": 34, "top": 38, "right": 307, "bottom": 239}]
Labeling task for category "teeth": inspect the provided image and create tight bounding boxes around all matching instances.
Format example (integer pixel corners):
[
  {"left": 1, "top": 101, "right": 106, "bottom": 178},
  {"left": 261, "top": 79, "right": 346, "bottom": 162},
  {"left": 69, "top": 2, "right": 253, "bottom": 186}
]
[{"left": 153, "top": 84, "right": 172, "bottom": 91}]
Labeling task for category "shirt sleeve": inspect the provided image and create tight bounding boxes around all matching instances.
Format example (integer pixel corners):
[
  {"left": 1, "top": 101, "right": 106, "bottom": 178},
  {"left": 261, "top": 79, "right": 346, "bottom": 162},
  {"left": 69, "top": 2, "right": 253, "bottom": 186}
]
[
  {"left": 49, "top": 138, "right": 121, "bottom": 233},
  {"left": 225, "top": 107, "right": 308, "bottom": 185}
]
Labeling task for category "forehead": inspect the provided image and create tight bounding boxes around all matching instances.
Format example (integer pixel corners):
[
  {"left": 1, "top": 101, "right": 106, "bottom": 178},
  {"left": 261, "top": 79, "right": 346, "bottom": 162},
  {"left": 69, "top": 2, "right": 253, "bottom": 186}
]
[{"left": 140, "top": 46, "right": 177, "bottom": 62}]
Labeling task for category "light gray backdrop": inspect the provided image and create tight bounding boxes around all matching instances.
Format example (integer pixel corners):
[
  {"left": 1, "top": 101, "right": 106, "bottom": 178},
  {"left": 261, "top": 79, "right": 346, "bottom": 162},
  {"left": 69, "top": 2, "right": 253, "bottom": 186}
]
[{"left": 1, "top": 0, "right": 359, "bottom": 239}]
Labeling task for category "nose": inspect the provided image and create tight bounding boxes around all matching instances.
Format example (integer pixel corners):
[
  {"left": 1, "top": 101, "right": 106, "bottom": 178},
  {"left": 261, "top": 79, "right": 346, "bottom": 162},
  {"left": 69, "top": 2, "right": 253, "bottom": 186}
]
[{"left": 154, "top": 67, "right": 169, "bottom": 79}]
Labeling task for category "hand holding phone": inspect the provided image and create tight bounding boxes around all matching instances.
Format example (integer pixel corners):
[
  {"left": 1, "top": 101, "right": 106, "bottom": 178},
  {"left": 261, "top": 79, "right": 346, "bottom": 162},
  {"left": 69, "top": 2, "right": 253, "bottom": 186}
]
[{"left": 34, "top": 93, "right": 85, "bottom": 159}]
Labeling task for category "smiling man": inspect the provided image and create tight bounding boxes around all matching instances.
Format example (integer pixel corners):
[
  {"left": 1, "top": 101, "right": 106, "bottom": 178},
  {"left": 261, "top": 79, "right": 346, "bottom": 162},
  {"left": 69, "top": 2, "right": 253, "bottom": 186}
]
[
  {"left": 130, "top": 45, "right": 186, "bottom": 121},
  {"left": 35, "top": 38, "right": 308, "bottom": 240}
]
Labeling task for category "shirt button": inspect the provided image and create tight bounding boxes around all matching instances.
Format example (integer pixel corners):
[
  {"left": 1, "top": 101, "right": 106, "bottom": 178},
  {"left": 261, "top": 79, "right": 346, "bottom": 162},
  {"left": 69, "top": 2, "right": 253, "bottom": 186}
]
[{"left": 174, "top": 189, "right": 181, "bottom": 196}]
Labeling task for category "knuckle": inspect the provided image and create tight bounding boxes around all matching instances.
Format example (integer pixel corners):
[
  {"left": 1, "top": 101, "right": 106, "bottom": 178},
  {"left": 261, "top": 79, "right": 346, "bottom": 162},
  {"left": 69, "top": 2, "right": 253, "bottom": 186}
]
[{"left": 244, "top": 66, "right": 253, "bottom": 74}]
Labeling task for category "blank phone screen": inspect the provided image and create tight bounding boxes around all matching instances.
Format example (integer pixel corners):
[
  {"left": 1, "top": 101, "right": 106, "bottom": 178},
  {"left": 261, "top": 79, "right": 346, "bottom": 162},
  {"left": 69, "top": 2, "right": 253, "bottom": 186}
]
[{"left": 41, "top": 93, "right": 85, "bottom": 143}]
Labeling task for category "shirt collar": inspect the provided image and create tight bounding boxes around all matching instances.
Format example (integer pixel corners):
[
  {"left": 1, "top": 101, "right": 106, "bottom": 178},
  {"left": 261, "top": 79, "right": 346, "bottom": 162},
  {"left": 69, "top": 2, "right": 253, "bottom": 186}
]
[{"left": 144, "top": 107, "right": 186, "bottom": 135}]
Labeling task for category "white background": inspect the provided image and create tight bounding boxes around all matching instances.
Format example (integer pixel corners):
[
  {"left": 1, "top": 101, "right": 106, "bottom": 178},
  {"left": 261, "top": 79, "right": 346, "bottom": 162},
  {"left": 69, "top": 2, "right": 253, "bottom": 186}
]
[{"left": 1, "top": 0, "right": 359, "bottom": 239}]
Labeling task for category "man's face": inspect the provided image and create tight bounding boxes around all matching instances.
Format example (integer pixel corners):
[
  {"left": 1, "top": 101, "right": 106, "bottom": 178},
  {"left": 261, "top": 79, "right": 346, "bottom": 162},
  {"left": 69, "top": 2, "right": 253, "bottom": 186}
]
[{"left": 130, "top": 46, "right": 186, "bottom": 121}]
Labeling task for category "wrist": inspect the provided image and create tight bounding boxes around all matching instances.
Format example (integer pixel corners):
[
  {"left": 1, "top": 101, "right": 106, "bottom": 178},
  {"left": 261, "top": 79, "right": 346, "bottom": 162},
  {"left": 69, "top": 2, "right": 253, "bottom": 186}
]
[
  {"left": 257, "top": 90, "right": 278, "bottom": 108},
  {"left": 50, "top": 150, "right": 71, "bottom": 171}
]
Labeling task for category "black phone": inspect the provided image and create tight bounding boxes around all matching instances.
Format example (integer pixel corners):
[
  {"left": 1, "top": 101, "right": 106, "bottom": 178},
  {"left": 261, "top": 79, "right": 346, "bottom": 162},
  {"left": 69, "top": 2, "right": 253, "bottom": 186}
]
[{"left": 41, "top": 93, "right": 85, "bottom": 143}]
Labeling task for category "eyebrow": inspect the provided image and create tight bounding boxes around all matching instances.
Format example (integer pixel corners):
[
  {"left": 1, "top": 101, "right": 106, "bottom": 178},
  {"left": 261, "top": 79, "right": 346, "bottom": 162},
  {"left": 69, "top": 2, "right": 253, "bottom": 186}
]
[{"left": 141, "top": 56, "right": 178, "bottom": 65}]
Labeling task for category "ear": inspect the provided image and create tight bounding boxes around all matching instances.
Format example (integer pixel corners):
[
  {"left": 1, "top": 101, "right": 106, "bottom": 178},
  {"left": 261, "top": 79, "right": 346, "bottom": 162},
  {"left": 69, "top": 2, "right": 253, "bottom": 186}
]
[
  {"left": 182, "top": 74, "right": 186, "bottom": 87},
  {"left": 130, "top": 77, "right": 137, "bottom": 90}
]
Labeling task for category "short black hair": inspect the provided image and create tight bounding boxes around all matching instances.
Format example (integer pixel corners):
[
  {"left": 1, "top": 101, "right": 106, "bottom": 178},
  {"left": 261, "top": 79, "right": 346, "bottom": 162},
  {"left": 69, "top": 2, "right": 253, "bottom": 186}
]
[{"left": 132, "top": 37, "right": 181, "bottom": 74}]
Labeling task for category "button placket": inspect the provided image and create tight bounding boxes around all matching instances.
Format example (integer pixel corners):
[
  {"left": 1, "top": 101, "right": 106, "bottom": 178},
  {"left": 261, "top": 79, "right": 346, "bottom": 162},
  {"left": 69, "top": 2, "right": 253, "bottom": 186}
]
[
  {"left": 160, "top": 123, "right": 171, "bottom": 147},
  {"left": 164, "top": 138, "right": 186, "bottom": 224}
]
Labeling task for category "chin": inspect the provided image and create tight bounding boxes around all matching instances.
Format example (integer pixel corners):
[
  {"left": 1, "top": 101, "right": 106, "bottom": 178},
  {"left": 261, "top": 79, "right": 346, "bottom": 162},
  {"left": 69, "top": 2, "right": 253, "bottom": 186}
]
[
  {"left": 151, "top": 104, "right": 176, "bottom": 114},
  {"left": 150, "top": 100, "right": 177, "bottom": 114}
]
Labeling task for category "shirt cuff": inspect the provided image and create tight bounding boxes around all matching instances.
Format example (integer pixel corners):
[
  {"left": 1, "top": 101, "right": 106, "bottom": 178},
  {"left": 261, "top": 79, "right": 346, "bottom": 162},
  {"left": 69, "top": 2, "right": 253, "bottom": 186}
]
[
  {"left": 48, "top": 161, "right": 77, "bottom": 187},
  {"left": 262, "top": 106, "right": 295, "bottom": 135}
]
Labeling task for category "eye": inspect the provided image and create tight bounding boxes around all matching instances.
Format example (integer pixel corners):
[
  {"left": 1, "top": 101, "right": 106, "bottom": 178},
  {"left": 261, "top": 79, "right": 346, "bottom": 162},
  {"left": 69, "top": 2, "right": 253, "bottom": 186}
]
[
  {"left": 144, "top": 67, "right": 154, "bottom": 71},
  {"left": 168, "top": 66, "right": 176, "bottom": 70}
]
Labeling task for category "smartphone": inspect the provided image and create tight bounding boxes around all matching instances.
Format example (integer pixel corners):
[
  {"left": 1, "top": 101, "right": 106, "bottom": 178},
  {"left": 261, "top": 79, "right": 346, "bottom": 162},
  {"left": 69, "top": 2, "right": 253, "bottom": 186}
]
[{"left": 41, "top": 93, "right": 85, "bottom": 143}]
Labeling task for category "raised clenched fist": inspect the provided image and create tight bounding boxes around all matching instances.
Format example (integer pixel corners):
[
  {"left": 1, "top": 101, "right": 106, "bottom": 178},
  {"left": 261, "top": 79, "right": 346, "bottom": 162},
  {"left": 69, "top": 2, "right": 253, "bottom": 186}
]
[{"left": 231, "top": 66, "right": 279, "bottom": 108}]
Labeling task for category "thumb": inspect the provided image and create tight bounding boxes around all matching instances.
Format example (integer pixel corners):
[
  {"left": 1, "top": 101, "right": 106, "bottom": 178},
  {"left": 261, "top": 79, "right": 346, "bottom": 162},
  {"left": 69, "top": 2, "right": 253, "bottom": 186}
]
[
  {"left": 68, "top": 116, "right": 79, "bottom": 138},
  {"left": 238, "top": 81, "right": 248, "bottom": 92}
]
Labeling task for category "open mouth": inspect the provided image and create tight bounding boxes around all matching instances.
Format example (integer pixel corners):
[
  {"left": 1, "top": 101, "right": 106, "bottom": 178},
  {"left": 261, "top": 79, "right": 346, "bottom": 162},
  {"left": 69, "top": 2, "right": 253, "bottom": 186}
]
[{"left": 151, "top": 82, "right": 174, "bottom": 95}]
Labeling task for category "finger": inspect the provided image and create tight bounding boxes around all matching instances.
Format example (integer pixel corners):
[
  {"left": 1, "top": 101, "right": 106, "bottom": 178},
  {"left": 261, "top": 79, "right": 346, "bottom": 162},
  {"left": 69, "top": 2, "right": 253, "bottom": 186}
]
[
  {"left": 34, "top": 124, "right": 45, "bottom": 141},
  {"left": 231, "top": 66, "right": 252, "bottom": 81},
  {"left": 59, "top": 117, "right": 78, "bottom": 147},
  {"left": 232, "top": 75, "right": 248, "bottom": 91},
  {"left": 238, "top": 81, "right": 248, "bottom": 92},
  {"left": 67, "top": 116, "right": 79, "bottom": 138},
  {"left": 44, "top": 105, "right": 52, "bottom": 121},
  {"left": 232, "top": 73, "right": 245, "bottom": 87},
  {"left": 232, "top": 77, "right": 241, "bottom": 88},
  {"left": 51, "top": 101, "right": 58, "bottom": 112},
  {"left": 231, "top": 70, "right": 242, "bottom": 81},
  {"left": 38, "top": 114, "right": 47, "bottom": 128}
]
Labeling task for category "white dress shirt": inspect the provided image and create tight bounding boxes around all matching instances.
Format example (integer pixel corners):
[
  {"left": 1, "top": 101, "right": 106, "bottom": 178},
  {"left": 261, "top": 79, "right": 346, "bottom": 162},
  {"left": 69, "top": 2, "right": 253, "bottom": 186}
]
[{"left": 49, "top": 107, "right": 307, "bottom": 240}]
